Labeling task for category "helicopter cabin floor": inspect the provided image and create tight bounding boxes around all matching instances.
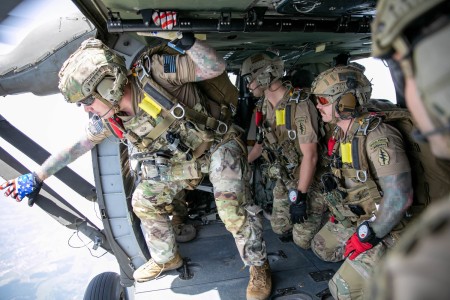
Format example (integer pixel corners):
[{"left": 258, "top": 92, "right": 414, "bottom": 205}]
[{"left": 132, "top": 217, "right": 341, "bottom": 300}]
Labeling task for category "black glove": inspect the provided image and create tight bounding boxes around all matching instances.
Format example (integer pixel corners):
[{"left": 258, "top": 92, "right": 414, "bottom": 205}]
[
  {"left": 288, "top": 189, "right": 308, "bottom": 224},
  {"left": 168, "top": 32, "right": 196, "bottom": 53}
]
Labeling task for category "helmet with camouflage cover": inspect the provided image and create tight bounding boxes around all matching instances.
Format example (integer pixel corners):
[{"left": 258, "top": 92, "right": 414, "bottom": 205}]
[
  {"left": 372, "top": 0, "right": 450, "bottom": 155},
  {"left": 58, "top": 38, "right": 128, "bottom": 105},
  {"left": 311, "top": 65, "right": 372, "bottom": 120},
  {"left": 241, "top": 51, "right": 284, "bottom": 88},
  {"left": 371, "top": 0, "right": 446, "bottom": 58}
]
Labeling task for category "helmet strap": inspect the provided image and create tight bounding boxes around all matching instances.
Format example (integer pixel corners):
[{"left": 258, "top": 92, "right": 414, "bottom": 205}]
[{"left": 92, "top": 90, "right": 121, "bottom": 117}]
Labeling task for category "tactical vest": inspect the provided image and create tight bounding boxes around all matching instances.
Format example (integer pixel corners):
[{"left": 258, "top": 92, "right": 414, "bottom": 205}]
[
  {"left": 328, "top": 99, "right": 450, "bottom": 224},
  {"left": 258, "top": 88, "right": 308, "bottom": 181},
  {"left": 106, "top": 46, "right": 242, "bottom": 186}
]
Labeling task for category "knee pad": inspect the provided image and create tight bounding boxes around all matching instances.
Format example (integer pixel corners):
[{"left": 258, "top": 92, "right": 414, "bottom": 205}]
[{"left": 329, "top": 259, "right": 366, "bottom": 300}]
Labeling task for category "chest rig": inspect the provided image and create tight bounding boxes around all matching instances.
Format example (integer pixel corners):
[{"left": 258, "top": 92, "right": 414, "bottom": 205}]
[
  {"left": 326, "top": 112, "right": 384, "bottom": 222},
  {"left": 110, "top": 53, "right": 236, "bottom": 184},
  {"left": 257, "top": 88, "right": 306, "bottom": 180}
]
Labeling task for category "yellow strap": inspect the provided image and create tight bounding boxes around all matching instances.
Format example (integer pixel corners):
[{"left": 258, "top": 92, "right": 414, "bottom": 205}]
[
  {"left": 275, "top": 109, "right": 286, "bottom": 126},
  {"left": 340, "top": 142, "right": 352, "bottom": 163}
]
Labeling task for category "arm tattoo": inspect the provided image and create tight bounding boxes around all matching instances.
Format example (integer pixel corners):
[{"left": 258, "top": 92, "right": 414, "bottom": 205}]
[
  {"left": 187, "top": 40, "right": 226, "bottom": 81},
  {"left": 37, "top": 136, "right": 95, "bottom": 180},
  {"left": 372, "top": 171, "right": 413, "bottom": 237}
]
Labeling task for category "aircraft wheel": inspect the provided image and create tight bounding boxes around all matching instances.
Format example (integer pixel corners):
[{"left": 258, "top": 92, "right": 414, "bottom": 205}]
[{"left": 84, "top": 272, "right": 125, "bottom": 300}]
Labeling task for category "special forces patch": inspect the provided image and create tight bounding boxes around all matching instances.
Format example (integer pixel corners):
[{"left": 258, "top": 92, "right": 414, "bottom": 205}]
[
  {"left": 378, "top": 148, "right": 390, "bottom": 166},
  {"left": 163, "top": 55, "right": 176, "bottom": 73},
  {"left": 369, "top": 137, "right": 389, "bottom": 150},
  {"left": 88, "top": 115, "right": 104, "bottom": 135},
  {"left": 296, "top": 116, "right": 307, "bottom": 135}
]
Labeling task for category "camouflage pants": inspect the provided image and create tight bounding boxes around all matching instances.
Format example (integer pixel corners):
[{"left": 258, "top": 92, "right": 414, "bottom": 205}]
[
  {"left": 311, "top": 220, "right": 386, "bottom": 300},
  {"left": 271, "top": 178, "right": 328, "bottom": 249},
  {"left": 132, "top": 139, "right": 267, "bottom": 266}
]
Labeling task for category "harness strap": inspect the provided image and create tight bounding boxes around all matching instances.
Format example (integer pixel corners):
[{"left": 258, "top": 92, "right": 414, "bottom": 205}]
[{"left": 141, "top": 112, "right": 177, "bottom": 148}]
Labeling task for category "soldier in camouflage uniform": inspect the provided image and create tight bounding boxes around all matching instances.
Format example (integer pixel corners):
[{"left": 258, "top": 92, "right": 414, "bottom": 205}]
[
  {"left": 0, "top": 34, "right": 271, "bottom": 300},
  {"left": 310, "top": 65, "right": 413, "bottom": 300},
  {"left": 368, "top": 0, "right": 450, "bottom": 299},
  {"left": 241, "top": 52, "right": 327, "bottom": 249}
]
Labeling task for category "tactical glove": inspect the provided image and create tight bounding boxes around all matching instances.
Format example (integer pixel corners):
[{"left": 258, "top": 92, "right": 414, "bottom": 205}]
[
  {"left": 288, "top": 189, "right": 308, "bottom": 224},
  {"left": 152, "top": 11, "right": 177, "bottom": 30},
  {"left": 0, "top": 172, "right": 43, "bottom": 206},
  {"left": 344, "top": 221, "right": 382, "bottom": 260},
  {"left": 168, "top": 32, "right": 196, "bottom": 54}
]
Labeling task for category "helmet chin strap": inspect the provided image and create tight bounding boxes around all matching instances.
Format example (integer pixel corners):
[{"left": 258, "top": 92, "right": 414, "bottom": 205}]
[{"left": 93, "top": 91, "right": 121, "bottom": 119}]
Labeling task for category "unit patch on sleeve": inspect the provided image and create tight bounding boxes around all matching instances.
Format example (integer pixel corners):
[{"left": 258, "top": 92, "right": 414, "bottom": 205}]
[
  {"left": 296, "top": 116, "right": 307, "bottom": 135},
  {"left": 378, "top": 148, "right": 390, "bottom": 166},
  {"left": 163, "top": 55, "right": 177, "bottom": 73},
  {"left": 369, "top": 137, "right": 389, "bottom": 150}
]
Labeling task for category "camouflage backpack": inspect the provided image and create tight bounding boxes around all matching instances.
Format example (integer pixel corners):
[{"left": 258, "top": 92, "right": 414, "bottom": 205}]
[
  {"left": 353, "top": 99, "right": 450, "bottom": 216},
  {"left": 141, "top": 43, "right": 238, "bottom": 123}
]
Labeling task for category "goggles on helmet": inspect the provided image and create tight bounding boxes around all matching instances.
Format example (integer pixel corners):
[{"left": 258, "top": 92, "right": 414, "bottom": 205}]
[
  {"left": 242, "top": 74, "right": 254, "bottom": 85},
  {"left": 315, "top": 91, "right": 347, "bottom": 106}
]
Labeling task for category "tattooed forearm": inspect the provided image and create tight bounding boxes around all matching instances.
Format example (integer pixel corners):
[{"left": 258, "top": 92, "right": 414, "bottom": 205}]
[
  {"left": 35, "top": 136, "right": 95, "bottom": 181},
  {"left": 372, "top": 171, "right": 413, "bottom": 237},
  {"left": 187, "top": 39, "right": 225, "bottom": 81}
]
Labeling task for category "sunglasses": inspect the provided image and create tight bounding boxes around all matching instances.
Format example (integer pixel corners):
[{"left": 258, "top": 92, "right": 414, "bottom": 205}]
[
  {"left": 317, "top": 96, "right": 331, "bottom": 105},
  {"left": 79, "top": 95, "right": 96, "bottom": 106}
]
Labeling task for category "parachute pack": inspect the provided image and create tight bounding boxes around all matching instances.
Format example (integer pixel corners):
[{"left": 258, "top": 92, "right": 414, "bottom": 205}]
[
  {"left": 142, "top": 43, "right": 238, "bottom": 121},
  {"left": 351, "top": 99, "right": 450, "bottom": 216}
]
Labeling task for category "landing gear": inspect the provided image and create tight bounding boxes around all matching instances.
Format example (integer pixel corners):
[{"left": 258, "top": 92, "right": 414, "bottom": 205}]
[{"left": 84, "top": 272, "right": 126, "bottom": 300}]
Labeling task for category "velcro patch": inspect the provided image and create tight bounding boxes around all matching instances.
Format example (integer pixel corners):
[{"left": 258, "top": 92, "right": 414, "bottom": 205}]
[
  {"left": 88, "top": 115, "right": 104, "bottom": 135},
  {"left": 163, "top": 55, "right": 176, "bottom": 73},
  {"left": 296, "top": 116, "right": 307, "bottom": 135},
  {"left": 369, "top": 137, "right": 389, "bottom": 150},
  {"left": 378, "top": 148, "right": 390, "bottom": 166}
]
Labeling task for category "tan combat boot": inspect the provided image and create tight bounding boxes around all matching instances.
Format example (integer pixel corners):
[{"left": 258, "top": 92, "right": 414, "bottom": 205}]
[
  {"left": 246, "top": 260, "right": 272, "bottom": 300},
  {"left": 133, "top": 252, "right": 183, "bottom": 283}
]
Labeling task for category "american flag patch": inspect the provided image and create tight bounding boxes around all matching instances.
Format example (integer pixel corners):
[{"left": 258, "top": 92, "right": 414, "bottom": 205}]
[
  {"left": 163, "top": 55, "right": 176, "bottom": 73},
  {"left": 88, "top": 115, "right": 104, "bottom": 135}
]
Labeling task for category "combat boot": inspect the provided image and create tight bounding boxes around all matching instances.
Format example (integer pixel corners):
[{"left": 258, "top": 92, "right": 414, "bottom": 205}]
[
  {"left": 246, "top": 260, "right": 272, "bottom": 300},
  {"left": 133, "top": 252, "right": 183, "bottom": 283}
]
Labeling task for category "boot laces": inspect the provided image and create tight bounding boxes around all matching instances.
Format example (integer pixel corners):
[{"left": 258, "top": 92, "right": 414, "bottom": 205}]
[
  {"left": 142, "top": 258, "right": 165, "bottom": 279},
  {"left": 250, "top": 264, "right": 267, "bottom": 288}
]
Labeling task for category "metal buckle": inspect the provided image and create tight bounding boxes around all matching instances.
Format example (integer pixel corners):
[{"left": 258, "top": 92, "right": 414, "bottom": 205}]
[
  {"left": 356, "top": 170, "right": 367, "bottom": 183},
  {"left": 137, "top": 55, "right": 150, "bottom": 81},
  {"left": 358, "top": 116, "right": 381, "bottom": 135},
  {"left": 170, "top": 104, "right": 185, "bottom": 119},
  {"left": 289, "top": 89, "right": 302, "bottom": 103},
  {"left": 216, "top": 121, "right": 228, "bottom": 135},
  {"left": 288, "top": 130, "right": 297, "bottom": 140}
]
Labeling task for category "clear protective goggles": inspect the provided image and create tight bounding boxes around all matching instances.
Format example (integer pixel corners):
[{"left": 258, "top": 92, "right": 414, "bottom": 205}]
[{"left": 242, "top": 74, "right": 254, "bottom": 85}]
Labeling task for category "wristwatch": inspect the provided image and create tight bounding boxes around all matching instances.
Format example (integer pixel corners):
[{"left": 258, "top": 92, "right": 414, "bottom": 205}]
[
  {"left": 288, "top": 189, "right": 298, "bottom": 204},
  {"left": 357, "top": 221, "right": 382, "bottom": 245},
  {"left": 288, "top": 189, "right": 307, "bottom": 205}
]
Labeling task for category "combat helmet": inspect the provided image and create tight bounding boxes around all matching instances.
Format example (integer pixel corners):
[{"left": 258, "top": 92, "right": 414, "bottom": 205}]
[
  {"left": 241, "top": 51, "right": 284, "bottom": 88},
  {"left": 372, "top": 0, "right": 450, "bottom": 141},
  {"left": 311, "top": 65, "right": 372, "bottom": 120},
  {"left": 58, "top": 38, "right": 128, "bottom": 106}
]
